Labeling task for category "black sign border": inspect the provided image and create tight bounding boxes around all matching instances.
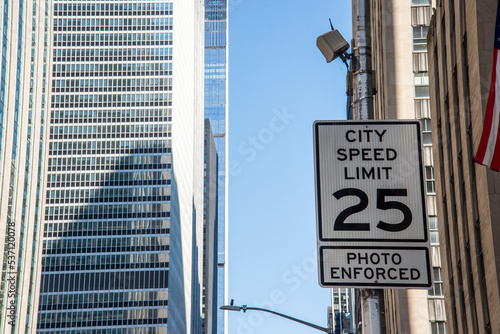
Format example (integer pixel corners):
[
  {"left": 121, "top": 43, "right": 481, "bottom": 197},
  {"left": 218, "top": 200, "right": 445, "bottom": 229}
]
[
  {"left": 318, "top": 245, "right": 432, "bottom": 288},
  {"left": 313, "top": 120, "right": 429, "bottom": 243}
]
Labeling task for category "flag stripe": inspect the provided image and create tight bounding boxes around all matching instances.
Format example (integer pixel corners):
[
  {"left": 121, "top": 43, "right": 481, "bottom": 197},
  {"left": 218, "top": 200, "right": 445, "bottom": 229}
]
[
  {"left": 474, "top": 48, "right": 499, "bottom": 166},
  {"left": 490, "top": 90, "right": 500, "bottom": 169},
  {"left": 483, "top": 50, "right": 500, "bottom": 165},
  {"left": 474, "top": 0, "right": 500, "bottom": 170}
]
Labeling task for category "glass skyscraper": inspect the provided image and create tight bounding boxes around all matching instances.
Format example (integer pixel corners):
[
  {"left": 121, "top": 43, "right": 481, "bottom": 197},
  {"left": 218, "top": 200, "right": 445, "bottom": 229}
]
[
  {"left": 37, "top": 1, "right": 206, "bottom": 333},
  {"left": 0, "top": 0, "right": 52, "bottom": 333},
  {"left": 204, "top": 1, "right": 228, "bottom": 333}
]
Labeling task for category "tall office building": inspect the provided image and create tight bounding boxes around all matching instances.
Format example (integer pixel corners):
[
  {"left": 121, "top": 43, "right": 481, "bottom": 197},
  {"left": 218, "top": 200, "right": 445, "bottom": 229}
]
[
  {"left": 36, "top": 0, "right": 206, "bottom": 333},
  {"left": 330, "top": 288, "right": 355, "bottom": 334},
  {"left": 366, "top": 0, "right": 447, "bottom": 332},
  {"left": 204, "top": 1, "right": 228, "bottom": 333},
  {"left": 203, "top": 119, "right": 218, "bottom": 334},
  {"left": 428, "top": 0, "right": 500, "bottom": 333},
  {"left": 0, "top": 0, "right": 52, "bottom": 333}
]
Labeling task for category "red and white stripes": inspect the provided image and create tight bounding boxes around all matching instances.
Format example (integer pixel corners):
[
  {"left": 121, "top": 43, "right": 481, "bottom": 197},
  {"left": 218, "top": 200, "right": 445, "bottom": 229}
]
[{"left": 475, "top": 48, "right": 500, "bottom": 170}]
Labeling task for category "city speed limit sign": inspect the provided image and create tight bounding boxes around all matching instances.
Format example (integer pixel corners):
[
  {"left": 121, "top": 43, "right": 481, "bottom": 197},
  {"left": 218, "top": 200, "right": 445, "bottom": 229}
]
[{"left": 313, "top": 120, "right": 431, "bottom": 288}]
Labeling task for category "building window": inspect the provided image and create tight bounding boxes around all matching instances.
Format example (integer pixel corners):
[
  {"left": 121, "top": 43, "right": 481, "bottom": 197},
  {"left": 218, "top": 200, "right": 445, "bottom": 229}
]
[
  {"left": 420, "top": 118, "right": 433, "bottom": 146},
  {"left": 415, "top": 73, "right": 430, "bottom": 98},
  {"left": 431, "top": 321, "right": 446, "bottom": 334},
  {"left": 429, "top": 216, "right": 439, "bottom": 244},
  {"left": 415, "top": 85, "right": 430, "bottom": 98},
  {"left": 425, "top": 166, "right": 435, "bottom": 194},
  {"left": 428, "top": 266, "right": 444, "bottom": 297},
  {"left": 413, "top": 25, "right": 429, "bottom": 39},
  {"left": 413, "top": 38, "right": 428, "bottom": 52},
  {"left": 412, "top": 0, "right": 431, "bottom": 5},
  {"left": 414, "top": 73, "right": 429, "bottom": 85}
]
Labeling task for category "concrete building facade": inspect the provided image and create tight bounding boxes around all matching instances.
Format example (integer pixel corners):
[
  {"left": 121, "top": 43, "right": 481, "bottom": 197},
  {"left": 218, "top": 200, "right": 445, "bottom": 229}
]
[
  {"left": 0, "top": 0, "right": 52, "bottom": 332},
  {"left": 367, "top": 0, "right": 447, "bottom": 333},
  {"left": 428, "top": 0, "right": 500, "bottom": 333}
]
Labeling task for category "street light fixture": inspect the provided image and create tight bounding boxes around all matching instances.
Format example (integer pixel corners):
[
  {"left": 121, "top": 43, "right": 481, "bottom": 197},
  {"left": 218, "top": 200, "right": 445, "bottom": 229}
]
[{"left": 221, "top": 300, "right": 333, "bottom": 334}]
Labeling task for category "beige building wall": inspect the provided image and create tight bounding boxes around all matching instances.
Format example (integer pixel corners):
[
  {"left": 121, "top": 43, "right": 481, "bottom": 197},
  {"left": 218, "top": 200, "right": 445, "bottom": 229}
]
[
  {"left": 428, "top": 0, "right": 500, "bottom": 333},
  {"left": 372, "top": 0, "right": 416, "bottom": 120},
  {"left": 369, "top": 1, "right": 445, "bottom": 333}
]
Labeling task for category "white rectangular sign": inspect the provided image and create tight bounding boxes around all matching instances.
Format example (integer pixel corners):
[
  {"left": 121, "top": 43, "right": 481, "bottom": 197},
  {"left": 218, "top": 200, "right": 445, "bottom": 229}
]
[
  {"left": 314, "top": 120, "right": 431, "bottom": 288},
  {"left": 319, "top": 246, "right": 431, "bottom": 287}
]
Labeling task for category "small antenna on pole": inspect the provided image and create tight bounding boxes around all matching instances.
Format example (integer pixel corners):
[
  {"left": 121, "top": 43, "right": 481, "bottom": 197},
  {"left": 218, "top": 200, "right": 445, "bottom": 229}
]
[{"left": 329, "top": 18, "right": 334, "bottom": 30}]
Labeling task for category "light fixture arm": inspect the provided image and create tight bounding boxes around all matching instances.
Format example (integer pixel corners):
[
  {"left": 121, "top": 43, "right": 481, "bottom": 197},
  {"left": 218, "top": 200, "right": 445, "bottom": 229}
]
[{"left": 221, "top": 303, "right": 332, "bottom": 334}]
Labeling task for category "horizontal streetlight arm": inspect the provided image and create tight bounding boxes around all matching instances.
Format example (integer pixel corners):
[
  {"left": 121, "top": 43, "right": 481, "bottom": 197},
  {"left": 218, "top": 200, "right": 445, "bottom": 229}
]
[
  {"left": 220, "top": 304, "right": 331, "bottom": 333},
  {"left": 220, "top": 305, "right": 241, "bottom": 311}
]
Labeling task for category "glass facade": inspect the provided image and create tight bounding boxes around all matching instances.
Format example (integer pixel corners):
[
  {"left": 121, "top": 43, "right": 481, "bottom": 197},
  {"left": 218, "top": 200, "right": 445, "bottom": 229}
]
[
  {"left": 204, "top": 1, "right": 228, "bottom": 333},
  {"left": 36, "top": 1, "right": 204, "bottom": 332}
]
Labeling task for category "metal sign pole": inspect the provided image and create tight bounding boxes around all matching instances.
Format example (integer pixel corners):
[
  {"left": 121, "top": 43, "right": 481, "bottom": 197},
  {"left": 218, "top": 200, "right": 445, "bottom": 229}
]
[
  {"left": 361, "top": 289, "right": 382, "bottom": 333},
  {"left": 351, "top": 0, "right": 381, "bottom": 332}
]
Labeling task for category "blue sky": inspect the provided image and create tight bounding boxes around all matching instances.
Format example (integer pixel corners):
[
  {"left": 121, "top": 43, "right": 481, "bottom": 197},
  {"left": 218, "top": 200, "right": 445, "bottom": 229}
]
[{"left": 227, "top": 1, "right": 352, "bottom": 333}]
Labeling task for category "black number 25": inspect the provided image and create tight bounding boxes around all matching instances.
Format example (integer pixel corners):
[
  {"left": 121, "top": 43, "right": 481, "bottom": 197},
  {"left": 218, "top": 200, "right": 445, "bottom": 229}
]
[{"left": 332, "top": 188, "right": 412, "bottom": 232}]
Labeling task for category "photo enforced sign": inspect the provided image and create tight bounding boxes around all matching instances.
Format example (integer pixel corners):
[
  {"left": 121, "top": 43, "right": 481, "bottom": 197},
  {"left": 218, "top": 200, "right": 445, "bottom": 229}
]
[
  {"left": 313, "top": 121, "right": 431, "bottom": 289},
  {"left": 319, "top": 247, "right": 431, "bottom": 287}
]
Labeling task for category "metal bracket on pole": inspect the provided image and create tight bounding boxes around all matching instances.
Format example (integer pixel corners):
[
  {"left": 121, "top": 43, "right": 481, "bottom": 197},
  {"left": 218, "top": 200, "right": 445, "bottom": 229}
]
[{"left": 361, "top": 289, "right": 382, "bottom": 333}]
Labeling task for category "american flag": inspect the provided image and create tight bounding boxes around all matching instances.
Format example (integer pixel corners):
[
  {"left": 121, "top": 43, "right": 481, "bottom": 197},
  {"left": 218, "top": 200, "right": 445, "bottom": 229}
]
[{"left": 475, "top": 2, "right": 500, "bottom": 170}]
